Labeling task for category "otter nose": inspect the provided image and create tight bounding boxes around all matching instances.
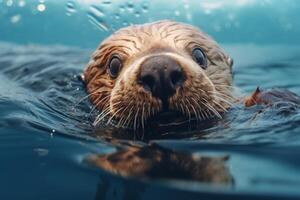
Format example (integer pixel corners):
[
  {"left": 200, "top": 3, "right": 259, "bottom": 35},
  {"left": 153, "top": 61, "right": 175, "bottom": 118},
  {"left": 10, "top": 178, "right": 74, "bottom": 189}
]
[{"left": 138, "top": 55, "right": 184, "bottom": 101}]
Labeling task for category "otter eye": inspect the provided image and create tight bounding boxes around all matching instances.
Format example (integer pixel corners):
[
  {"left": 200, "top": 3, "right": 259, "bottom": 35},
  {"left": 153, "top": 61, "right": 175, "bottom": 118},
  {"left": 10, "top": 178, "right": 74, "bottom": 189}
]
[
  {"left": 108, "top": 56, "right": 122, "bottom": 78},
  {"left": 192, "top": 48, "right": 207, "bottom": 69}
]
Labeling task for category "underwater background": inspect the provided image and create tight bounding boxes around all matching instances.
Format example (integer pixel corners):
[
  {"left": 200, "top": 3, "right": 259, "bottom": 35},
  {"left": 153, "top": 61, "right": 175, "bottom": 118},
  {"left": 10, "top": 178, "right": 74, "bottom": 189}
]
[{"left": 1, "top": 0, "right": 300, "bottom": 199}]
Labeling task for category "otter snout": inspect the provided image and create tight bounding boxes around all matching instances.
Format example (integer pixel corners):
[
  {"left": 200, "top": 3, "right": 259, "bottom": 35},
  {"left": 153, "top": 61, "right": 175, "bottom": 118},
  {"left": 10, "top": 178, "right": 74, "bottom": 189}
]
[{"left": 138, "top": 55, "right": 185, "bottom": 102}]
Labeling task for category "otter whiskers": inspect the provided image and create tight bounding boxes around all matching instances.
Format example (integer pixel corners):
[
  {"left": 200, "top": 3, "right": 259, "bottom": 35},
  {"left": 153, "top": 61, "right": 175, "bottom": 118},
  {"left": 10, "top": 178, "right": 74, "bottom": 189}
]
[
  {"left": 92, "top": 87, "right": 235, "bottom": 131},
  {"left": 89, "top": 94, "right": 111, "bottom": 115},
  {"left": 74, "top": 87, "right": 110, "bottom": 109}
]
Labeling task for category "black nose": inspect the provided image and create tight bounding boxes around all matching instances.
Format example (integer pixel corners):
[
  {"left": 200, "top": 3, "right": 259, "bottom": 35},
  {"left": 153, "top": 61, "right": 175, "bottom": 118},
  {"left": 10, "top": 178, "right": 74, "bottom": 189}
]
[{"left": 138, "top": 55, "right": 184, "bottom": 101}]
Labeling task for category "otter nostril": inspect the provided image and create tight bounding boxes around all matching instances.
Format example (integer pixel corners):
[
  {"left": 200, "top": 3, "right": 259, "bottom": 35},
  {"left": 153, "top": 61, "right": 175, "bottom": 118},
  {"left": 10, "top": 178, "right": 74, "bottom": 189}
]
[
  {"left": 170, "top": 70, "right": 184, "bottom": 88},
  {"left": 140, "top": 74, "right": 155, "bottom": 92}
]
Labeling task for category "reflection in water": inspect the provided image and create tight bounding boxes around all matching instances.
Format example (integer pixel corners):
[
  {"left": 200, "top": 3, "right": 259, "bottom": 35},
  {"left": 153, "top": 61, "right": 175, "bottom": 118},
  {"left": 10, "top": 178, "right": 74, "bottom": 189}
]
[{"left": 88, "top": 142, "right": 233, "bottom": 184}]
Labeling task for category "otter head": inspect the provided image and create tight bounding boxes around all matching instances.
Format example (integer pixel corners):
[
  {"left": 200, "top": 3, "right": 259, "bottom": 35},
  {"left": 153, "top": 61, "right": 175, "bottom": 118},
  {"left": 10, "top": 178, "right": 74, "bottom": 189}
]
[{"left": 84, "top": 20, "right": 234, "bottom": 130}]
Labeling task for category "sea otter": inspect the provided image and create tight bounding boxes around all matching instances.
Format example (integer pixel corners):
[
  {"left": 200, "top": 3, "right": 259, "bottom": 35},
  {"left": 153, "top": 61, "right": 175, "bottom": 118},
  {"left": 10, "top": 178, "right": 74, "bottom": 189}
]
[
  {"left": 82, "top": 20, "right": 300, "bottom": 184},
  {"left": 83, "top": 20, "right": 234, "bottom": 130}
]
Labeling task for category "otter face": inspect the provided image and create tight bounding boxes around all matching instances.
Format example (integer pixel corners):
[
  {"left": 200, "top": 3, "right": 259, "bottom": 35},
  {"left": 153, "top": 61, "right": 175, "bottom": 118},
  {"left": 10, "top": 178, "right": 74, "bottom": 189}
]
[{"left": 84, "top": 20, "right": 234, "bottom": 130}]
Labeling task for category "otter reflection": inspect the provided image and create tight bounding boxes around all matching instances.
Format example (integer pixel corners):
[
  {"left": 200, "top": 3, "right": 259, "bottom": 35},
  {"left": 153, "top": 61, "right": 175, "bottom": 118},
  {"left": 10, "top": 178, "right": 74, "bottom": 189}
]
[{"left": 88, "top": 143, "right": 233, "bottom": 185}]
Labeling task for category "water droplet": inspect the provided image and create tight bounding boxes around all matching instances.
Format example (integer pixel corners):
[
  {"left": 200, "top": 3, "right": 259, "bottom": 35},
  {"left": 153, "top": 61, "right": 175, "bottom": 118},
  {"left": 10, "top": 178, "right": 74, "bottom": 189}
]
[
  {"left": 6, "top": 0, "right": 13, "bottom": 6},
  {"left": 37, "top": 3, "right": 46, "bottom": 12},
  {"left": 126, "top": 1, "right": 134, "bottom": 13},
  {"left": 76, "top": 87, "right": 80, "bottom": 91},
  {"left": 119, "top": 5, "right": 125, "bottom": 12},
  {"left": 134, "top": 11, "right": 140, "bottom": 18},
  {"left": 142, "top": 3, "right": 148, "bottom": 13},
  {"left": 66, "top": 1, "right": 76, "bottom": 16},
  {"left": 50, "top": 129, "right": 55, "bottom": 137},
  {"left": 114, "top": 13, "right": 120, "bottom": 20},
  {"left": 10, "top": 14, "right": 21, "bottom": 23},
  {"left": 18, "top": 0, "right": 25, "bottom": 7}
]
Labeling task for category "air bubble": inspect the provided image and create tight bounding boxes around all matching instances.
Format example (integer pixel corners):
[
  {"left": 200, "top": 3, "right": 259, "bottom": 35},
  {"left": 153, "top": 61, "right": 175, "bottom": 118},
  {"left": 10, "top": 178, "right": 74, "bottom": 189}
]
[
  {"left": 6, "top": 0, "right": 13, "bottom": 6},
  {"left": 50, "top": 129, "right": 55, "bottom": 137},
  {"left": 142, "top": 3, "right": 148, "bottom": 13},
  {"left": 10, "top": 14, "right": 21, "bottom": 23},
  {"left": 18, "top": 0, "right": 25, "bottom": 7},
  {"left": 126, "top": 1, "right": 134, "bottom": 13},
  {"left": 114, "top": 13, "right": 120, "bottom": 20},
  {"left": 37, "top": 3, "right": 46, "bottom": 12},
  {"left": 119, "top": 5, "right": 125, "bottom": 12},
  {"left": 134, "top": 11, "right": 140, "bottom": 18}
]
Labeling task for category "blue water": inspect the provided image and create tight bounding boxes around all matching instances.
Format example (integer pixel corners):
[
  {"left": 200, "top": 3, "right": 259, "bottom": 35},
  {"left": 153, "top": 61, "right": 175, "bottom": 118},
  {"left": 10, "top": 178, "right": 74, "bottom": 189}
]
[{"left": 1, "top": 0, "right": 300, "bottom": 199}]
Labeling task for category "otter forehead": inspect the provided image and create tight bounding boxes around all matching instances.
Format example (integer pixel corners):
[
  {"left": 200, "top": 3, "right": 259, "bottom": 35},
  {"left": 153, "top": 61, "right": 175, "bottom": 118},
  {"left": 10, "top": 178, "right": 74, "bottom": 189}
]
[{"left": 91, "top": 20, "right": 229, "bottom": 67}]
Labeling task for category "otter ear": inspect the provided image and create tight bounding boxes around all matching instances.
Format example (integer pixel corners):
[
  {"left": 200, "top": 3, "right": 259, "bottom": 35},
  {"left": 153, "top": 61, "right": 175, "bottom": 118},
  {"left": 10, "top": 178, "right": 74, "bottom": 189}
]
[
  {"left": 227, "top": 57, "right": 233, "bottom": 68},
  {"left": 227, "top": 57, "right": 234, "bottom": 76}
]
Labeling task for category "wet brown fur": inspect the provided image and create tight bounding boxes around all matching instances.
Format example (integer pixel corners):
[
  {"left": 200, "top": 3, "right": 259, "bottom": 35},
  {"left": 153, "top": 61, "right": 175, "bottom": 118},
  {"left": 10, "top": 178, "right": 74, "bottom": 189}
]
[{"left": 84, "top": 20, "right": 234, "bottom": 129}]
